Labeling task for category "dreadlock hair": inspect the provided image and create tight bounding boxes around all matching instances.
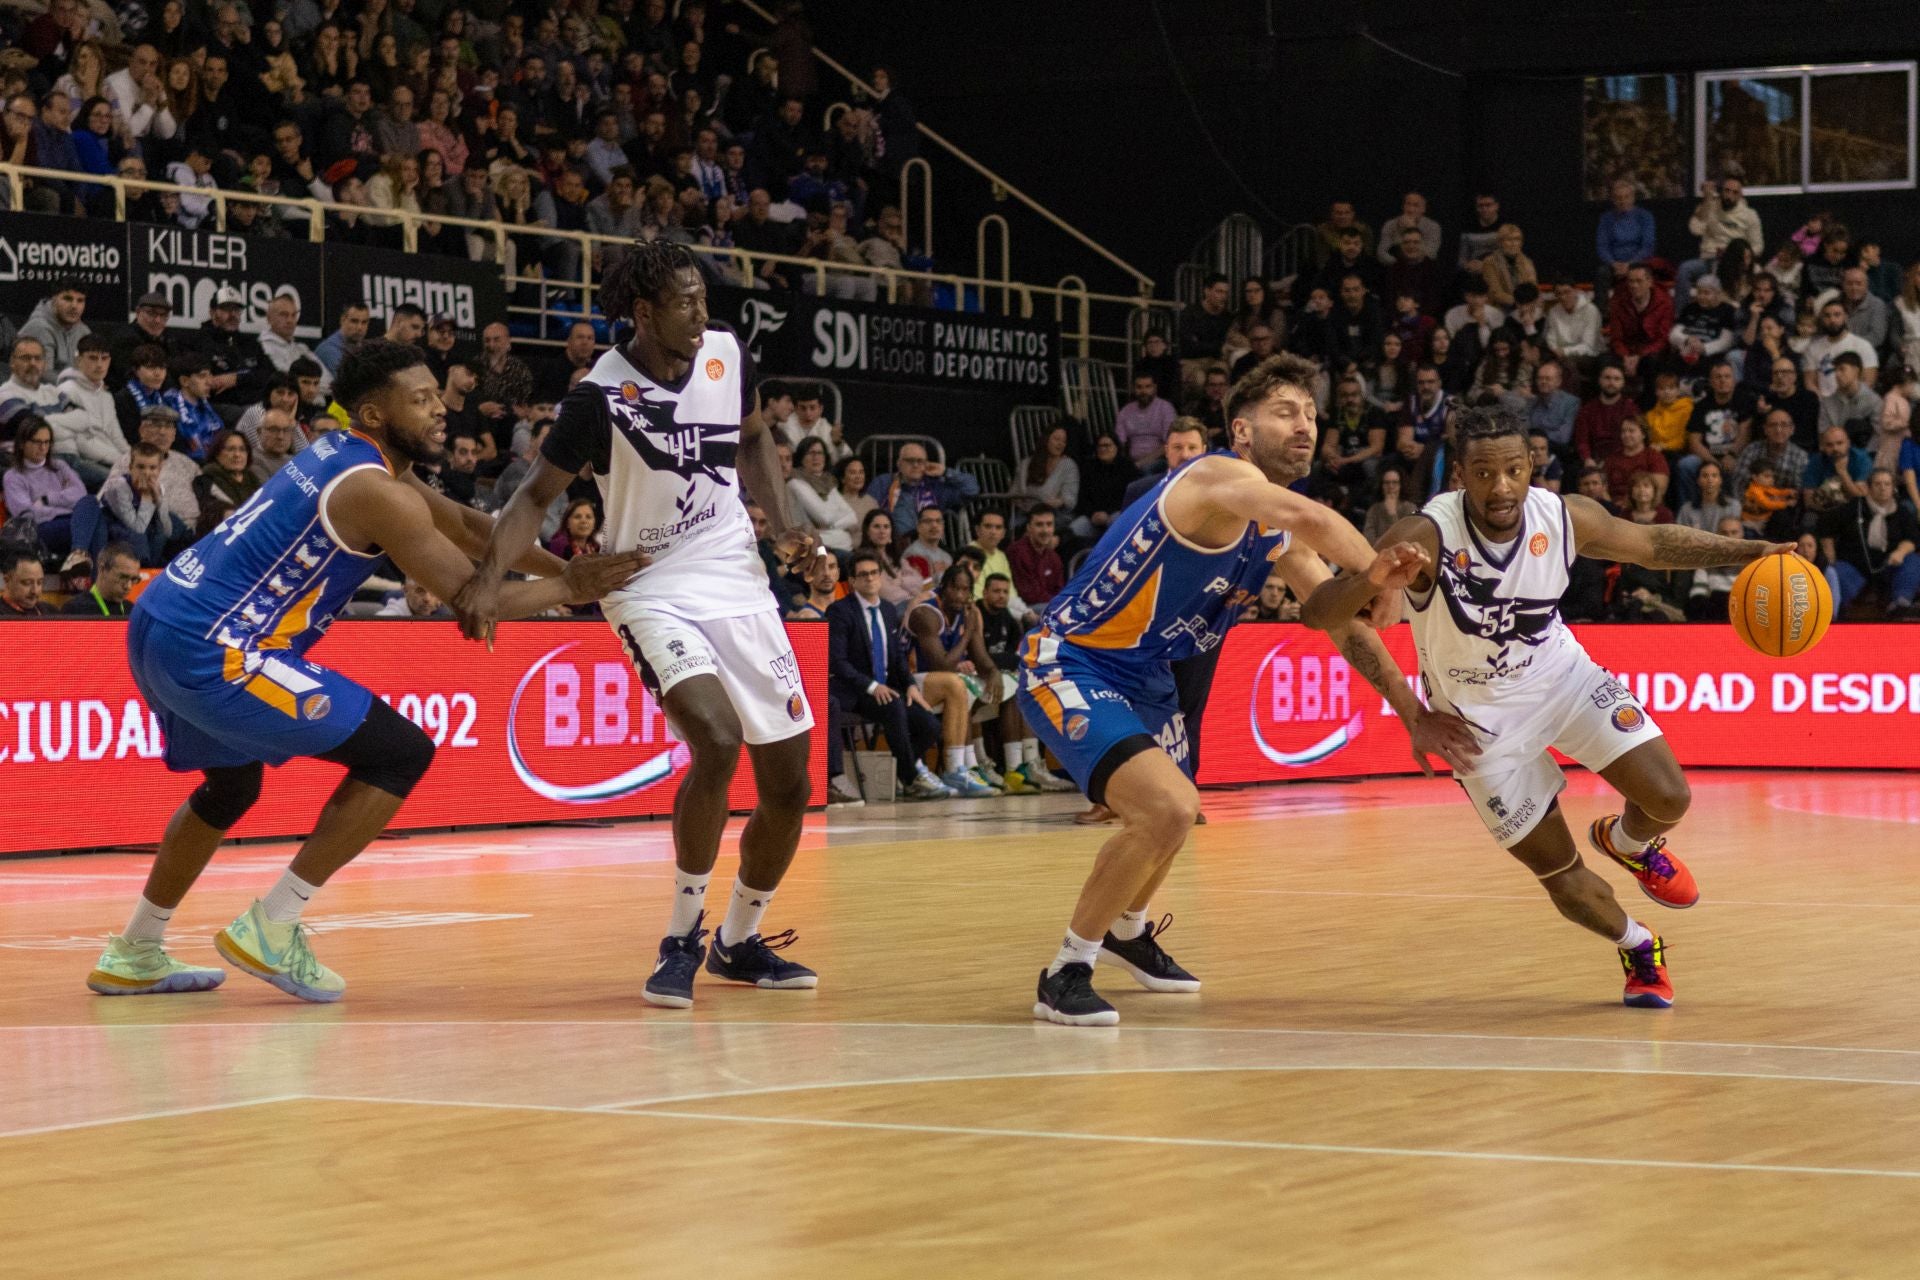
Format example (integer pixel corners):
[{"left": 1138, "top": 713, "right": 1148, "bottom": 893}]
[
  {"left": 333, "top": 339, "right": 429, "bottom": 415},
  {"left": 1224, "top": 352, "right": 1320, "bottom": 424},
  {"left": 1451, "top": 398, "right": 1528, "bottom": 453},
  {"left": 599, "top": 238, "right": 701, "bottom": 330}
]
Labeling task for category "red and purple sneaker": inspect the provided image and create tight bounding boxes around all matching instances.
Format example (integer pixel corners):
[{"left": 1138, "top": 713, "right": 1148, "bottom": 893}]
[
  {"left": 1590, "top": 816, "right": 1699, "bottom": 909},
  {"left": 1619, "top": 934, "right": 1673, "bottom": 1008}
]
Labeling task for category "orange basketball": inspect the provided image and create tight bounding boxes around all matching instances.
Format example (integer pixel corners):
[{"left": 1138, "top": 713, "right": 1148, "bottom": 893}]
[{"left": 1729, "top": 552, "right": 1832, "bottom": 657}]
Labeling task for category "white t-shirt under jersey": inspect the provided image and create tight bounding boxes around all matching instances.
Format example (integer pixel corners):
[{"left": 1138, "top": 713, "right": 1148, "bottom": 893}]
[
  {"left": 1407, "top": 487, "right": 1587, "bottom": 742},
  {"left": 543, "top": 327, "right": 769, "bottom": 620}
]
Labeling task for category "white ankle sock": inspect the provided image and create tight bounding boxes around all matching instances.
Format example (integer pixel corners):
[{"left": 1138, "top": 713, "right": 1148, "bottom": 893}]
[
  {"left": 1109, "top": 908, "right": 1149, "bottom": 941},
  {"left": 669, "top": 869, "right": 711, "bottom": 935},
  {"left": 262, "top": 870, "right": 320, "bottom": 924},
  {"left": 720, "top": 879, "right": 773, "bottom": 946},
  {"left": 1047, "top": 928, "right": 1102, "bottom": 975},
  {"left": 1614, "top": 918, "right": 1652, "bottom": 950},
  {"left": 1612, "top": 813, "right": 1656, "bottom": 852},
  {"left": 965, "top": 743, "right": 981, "bottom": 769},
  {"left": 945, "top": 746, "right": 967, "bottom": 773},
  {"left": 1021, "top": 739, "right": 1040, "bottom": 769},
  {"left": 1004, "top": 740, "right": 1026, "bottom": 770},
  {"left": 123, "top": 895, "right": 173, "bottom": 943}
]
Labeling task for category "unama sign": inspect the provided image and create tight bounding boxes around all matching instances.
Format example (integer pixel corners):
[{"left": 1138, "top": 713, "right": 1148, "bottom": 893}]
[{"left": 0, "top": 621, "right": 827, "bottom": 857}]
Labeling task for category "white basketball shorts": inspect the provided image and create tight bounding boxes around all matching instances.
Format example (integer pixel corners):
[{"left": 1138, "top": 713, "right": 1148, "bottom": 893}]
[{"left": 602, "top": 600, "right": 813, "bottom": 746}]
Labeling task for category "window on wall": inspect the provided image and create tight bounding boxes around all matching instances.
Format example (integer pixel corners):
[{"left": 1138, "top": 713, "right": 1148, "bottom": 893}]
[
  {"left": 1583, "top": 75, "right": 1690, "bottom": 200},
  {"left": 1696, "top": 63, "right": 1916, "bottom": 194}
]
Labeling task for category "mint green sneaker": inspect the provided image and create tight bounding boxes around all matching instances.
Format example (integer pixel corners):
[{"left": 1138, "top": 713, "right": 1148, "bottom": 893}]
[
  {"left": 214, "top": 900, "right": 345, "bottom": 1003},
  {"left": 86, "top": 935, "right": 226, "bottom": 996}
]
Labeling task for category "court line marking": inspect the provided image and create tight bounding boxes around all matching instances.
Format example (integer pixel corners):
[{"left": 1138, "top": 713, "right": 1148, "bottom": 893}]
[
  {"left": 0, "top": 1095, "right": 302, "bottom": 1141},
  {"left": 7, "top": 1020, "right": 1919, "bottom": 1059},
  {"left": 290, "top": 1093, "right": 1920, "bottom": 1181}
]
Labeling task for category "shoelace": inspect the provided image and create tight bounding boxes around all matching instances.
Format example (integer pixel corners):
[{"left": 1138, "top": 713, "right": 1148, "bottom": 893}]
[
  {"left": 284, "top": 925, "right": 326, "bottom": 984},
  {"left": 1623, "top": 939, "right": 1668, "bottom": 983},
  {"left": 1136, "top": 914, "right": 1182, "bottom": 972},
  {"left": 1640, "top": 837, "right": 1678, "bottom": 880},
  {"left": 727, "top": 928, "right": 800, "bottom": 961}
]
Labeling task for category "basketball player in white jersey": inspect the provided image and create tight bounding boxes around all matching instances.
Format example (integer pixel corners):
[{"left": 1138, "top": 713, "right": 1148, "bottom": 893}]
[
  {"left": 1305, "top": 402, "right": 1789, "bottom": 1007},
  {"left": 459, "top": 242, "right": 820, "bottom": 1009}
]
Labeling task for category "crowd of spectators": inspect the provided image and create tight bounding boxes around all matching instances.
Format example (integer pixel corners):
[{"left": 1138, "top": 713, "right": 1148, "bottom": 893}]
[{"left": 0, "top": 0, "right": 926, "bottom": 302}]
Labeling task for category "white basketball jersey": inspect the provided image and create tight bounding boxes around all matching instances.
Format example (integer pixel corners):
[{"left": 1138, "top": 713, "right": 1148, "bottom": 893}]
[
  {"left": 1407, "top": 487, "right": 1586, "bottom": 721},
  {"left": 545, "top": 328, "right": 768, "bottom": 620}
]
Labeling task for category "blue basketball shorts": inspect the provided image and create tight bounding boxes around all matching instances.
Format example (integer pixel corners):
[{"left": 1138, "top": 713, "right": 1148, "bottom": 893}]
[{"left": 1016, "top": 633, "right": 1187, "bottom": 804}]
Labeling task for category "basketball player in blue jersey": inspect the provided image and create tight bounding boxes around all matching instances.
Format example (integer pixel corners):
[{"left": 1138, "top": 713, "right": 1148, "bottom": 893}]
[
  {"left": 458, "top": 242, "right": 823, "bottom": 1009},
  {"left": 86, "top": 342, "right": 645, "bottom": 1003},
  {"left": 1306, "top": 403, "right": 1789, "bottom": 1007},
  {"left": 1021, "top": 354, "right": 1473, "bottom": 1025}
]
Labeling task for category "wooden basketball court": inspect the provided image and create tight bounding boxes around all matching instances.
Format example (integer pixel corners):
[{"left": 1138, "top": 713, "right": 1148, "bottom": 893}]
[{"left": 3, "top": 770, "right": 1917, "bottom": 1278}]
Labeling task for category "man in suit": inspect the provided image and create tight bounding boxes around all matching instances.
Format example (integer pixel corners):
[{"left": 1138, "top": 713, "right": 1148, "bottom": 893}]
[{"left": 827, "top": 550, "right": 954, "bottom": 801}]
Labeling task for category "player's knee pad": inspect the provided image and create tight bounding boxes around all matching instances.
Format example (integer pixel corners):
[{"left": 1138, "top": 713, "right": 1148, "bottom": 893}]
[
  {"left": 318, "top": 698, "right": 437, "bottom": 799},
  {"left": 188, "top": 762, "right": 264, "bottom": 831}
]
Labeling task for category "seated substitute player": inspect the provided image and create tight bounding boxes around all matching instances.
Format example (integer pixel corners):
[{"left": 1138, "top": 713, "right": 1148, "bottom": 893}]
[
  {"left": 906, "top": 562, "right": 1013, "bottom": 796},
  {"left": 1018, "top": 354, "right": 1451, "bottom": 1026},
  {"left": 1304, "top": 401, "right": 1790, "bottom": 1008},
  {"left": 87, "top": 341, "right": 643, "bottom": 1001},
  {"left": 456, "top": 240, "right": 822, "bottom": 1010}
]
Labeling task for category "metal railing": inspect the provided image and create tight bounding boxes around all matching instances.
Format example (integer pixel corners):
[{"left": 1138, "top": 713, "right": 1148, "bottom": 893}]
[
  {"left": 1265, "top": 223, "right": 1322, "bottom": 297},
  {"left": 0, "top": 162, "right": 1176, "bottom": 361}
]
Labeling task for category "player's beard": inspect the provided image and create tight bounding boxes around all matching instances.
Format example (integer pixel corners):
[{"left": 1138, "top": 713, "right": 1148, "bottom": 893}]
[{"left": 384, "top": 418, "right": 447, "bottom": 468}]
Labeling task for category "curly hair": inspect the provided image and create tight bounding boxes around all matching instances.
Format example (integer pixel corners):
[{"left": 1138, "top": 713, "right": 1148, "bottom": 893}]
[
  {"left": 599, "top": 238, "right": 701, "bottom": 327},
  {"left": 1452, "top": 398, "right": 1528, "bottom": 449},
  {"left": 333, "top": 339, "right": 428, "bottom": 414}
]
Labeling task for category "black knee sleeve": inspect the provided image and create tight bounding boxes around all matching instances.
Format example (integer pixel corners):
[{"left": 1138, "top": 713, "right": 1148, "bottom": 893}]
[
  {"left": 188, "top": 762, "right": 265, "bottom": 831},
  {"left": 317, "top": 698, "right": 437, "bottom": 799}
]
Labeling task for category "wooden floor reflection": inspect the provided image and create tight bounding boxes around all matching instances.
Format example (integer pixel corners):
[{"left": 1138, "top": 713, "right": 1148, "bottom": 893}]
[{"left": 2, "top": 770, "right": 1917, "bottom": 1278}]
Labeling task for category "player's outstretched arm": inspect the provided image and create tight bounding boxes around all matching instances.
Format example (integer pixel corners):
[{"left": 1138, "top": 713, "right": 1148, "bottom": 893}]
[
  {"left": 453, "top": 456, "right": 579, "bottom": 644},
  {"left": 402, "top": 468, "right": 568, "bottom": 578},
  {"left": 1299, "top": 516, "right": 1436, "bottom": 633},
  {"left": 1175, "top": 455, "right": 1380, "bottom": 576},
  {"left": 1564, "top": 493, "right": 1792, "bottom": 568}
]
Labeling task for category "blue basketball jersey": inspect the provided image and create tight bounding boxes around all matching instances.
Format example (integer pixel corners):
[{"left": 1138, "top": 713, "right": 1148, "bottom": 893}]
[
  {"left": 1033, "top": 457, "right": 1289, "bottom": 668},
  {"left": 137, "top": 429, "right": 393, "bottom": 654}
]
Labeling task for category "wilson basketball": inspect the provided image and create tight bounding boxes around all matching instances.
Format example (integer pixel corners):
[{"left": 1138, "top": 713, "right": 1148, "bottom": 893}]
[{"left": 1729, "top": 553, "right": 1832, "bottom": 657}]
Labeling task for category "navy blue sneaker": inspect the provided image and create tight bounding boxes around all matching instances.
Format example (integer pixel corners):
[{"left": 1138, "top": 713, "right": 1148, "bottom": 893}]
[
  {"left": 1101, "top": 914, "right": 1201, "bottom": 992},
  {"left": 643, "top": 912, "right": 709, "bottom": 1009},
  {"left": 1033, "top": 962, "right": 1119, "bottom": 1026},
  {"left": 706, "top": 928, "right": 819, "bottom": 989}
]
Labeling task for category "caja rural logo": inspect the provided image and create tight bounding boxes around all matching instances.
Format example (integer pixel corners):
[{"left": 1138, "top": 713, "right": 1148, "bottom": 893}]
[
  {"left": 506, "top": 644, "right": 687, "bottom": 803},
  {"left": 1247, "top": 638, "right": 1367, "bottom": 767}
]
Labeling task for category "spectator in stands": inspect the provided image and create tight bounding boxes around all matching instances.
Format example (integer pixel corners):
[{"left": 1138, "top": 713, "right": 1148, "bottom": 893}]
[
  {"left": 831, "top": 456, "right": 875, "bottom": 526},
  {"left": 1363, "top": 465, "right": 1417, "bottom": 542},
  {"left": 1192, "top": 366, "right": 1231, "bottom": 441},
  {"left": 4, "top": 417, "right": 84, "bottom": 557},
  {"left": 855, "top": 509, "right": 920, "bottom": 608},
  {"left": 195, "top": 286, "right": 264, "bottom": 401},
  {"left": 1839, "top": 267, "right": 1891, "bottom": 352},
  {"left": 108, "top": 293, "right": 188, "bottom": 385},
  {"left": 47, "top": 334, "right": 122, "bottom": 490},
  {"left": 1528, "top": 430, "right": 1564, "bottom": 492},
  {"left": 106, "top": 404, "right": 200, "bottom": 530},
  {"left": 1608, "top": 264, "right": 1673, "bottom": 389},
  {"left": 375, "top": 576, "right": 452, "bottom": 620},
  {"left": 1377, "top": 191, "right": 1441, "bottom": 265},
  {"left": 1134, "top": 332, "right": 1181, "bottom": 408},
  {"left": 1739, "top": 311, "right": 1792, "bottom": 394},
  {"left": 1319, "top": 375, "right": 1388, "bottom": 496},
  {"left": 474, "top": 322, "right": 535, "bottom": 425},
  {"left": 1072, "top": 433, "right": 1137, "bottom": 541},
  {"left": 900, "top": 506, "right": 953, "bottom": 590},
  {"left": 1523, "top": 360, "right": 1581, "bottom": 458},
  {"left": 967, "top": 512, "right": 1028, "bottom": 611},
  {"left": 1472, "top": 331, "right": 1531, "bottom": 399},
  {"left": 1803, "top": 227, "right": 1852, "bottom": 300},
  {"left": 788, "top": 385, "right": 849, "bottom": 461},
  {"left": 1666, "top": 274, "right": 1738, "bottom": 377},
  {"left": 19, "top": 279, "right": 91, "bottom": 372},
  {"left": 258, "top": 295, "right": 326, "bottom": 393},
  {"left": 586, "top": 167, "right": 645, "bottom": 253},
  {"left": 0, "top": 550, "right": 47, "bottom": 618},
  {"left": 785, "top": 549, "right": 842, "bottom": 623},
  {"left": 27, "top": 89, "right": 82, "bottom": 213},
  {"left": 1738, "top": 273, "right": 1795, "bottom": 358},
  {"left": 96, "top": 441, "right": 193, "bottom": 567},
  {"left": 1677, "top": 359, "right": 1759, "bottom": 504},
  {"left": 1755, "top": 352, "right": 1820, "bottom": 450},
  {"left": 868, "top": 442, "right": 978, "bottom": 536},
  {"left": 1313, "top": 227, "right": 1381, "bottom": 301},
  {"left": 164, "top": 139, "right": 220, "bottom": 230},
  {"left": 1574, "top": 361, "right": 1641, "bottom": 465},
  {"left": 1574, "top": 463, "right": 1618, "bottom": 515},
  {"left": 161, "top": 353, "right": 222, "bottom": 459},
  {"left": 1678, "top": 174, "right": 1763, "bottom": 309},
  {"left": 995, "top": 503, "right": 1063, "bottom": 619},
  {"left": 248, "top": 410, "right": 301, "bottom": 482},
  {"left": 1113, "top": 372, "right": 1175, "bottom": 468},
  {"left": 1479, "top": 224, "right": 1537, "bottom": 308},
  {"left": 547, "top": 499, "right": 604, "bottom": 563},
  {"left": 1397, "top": 363, "right": 1450, "bottom": 483},
  {"left": 1313, "top": 200, "right": 1373, "bottom": 265},
  {"left": 1231, "top": 324, "right": 1280, "bottom": 381},
  {"left": 1177, "top": 273, "right": 1234, "bottom": 397},
  {"left": 1603, "top": 417, "right": 1668, "bottom": 509},
  {"left": 1803, "top": 299, "right": 1878, "bottom": 398},
  {"left": 1820, "top": 352, "right": 1883, "bottom": 445},
  {"left": 788, "top": 436, "right": 859, "bottom": 552},
  {"left": 1443, "top": 279, "right": 1503, "bottom": 348},
  {"left": 535, "top": 322, "right": 599, "bottom": 403},
  {"left": 1856, "top": 239, "right": 1900, "bottom": 303},
  {"left": 828, "top": 550, "right": 949, "bottom": 802},
  {"left": 1384, "top": 229, "right": 1444, "bottom": 320},
  {"left": 1125, "top": 418, "right": 1208, "bottom": 506},
  {"left": 1595, "top": 177, "right": 1656, "bottom": 306},
  {"left": 0, "top": 338, "right": 69, "bottom": 438},
  {"left": 112, "top": 344, "right": 168, "bottom": 445},
  {"left": 1805, "top": 425, "right": 1873, "bottom": 511},
  {"left": 1457, "top": 193, "right": 1503, "bottom": 281},
  {"left": 192, "top": 428, "right": 259, "bottom": 535},
  {"left": 1328, "top": 275, "right": 1385, "bottom": 372},
  {"left": 60, "top": 541, "right": 140, "bottom": 617},
  {"left": 315, "top": 300, "right": 371, "bottom": 375},
  {"left": 1678, "top": 459, "right": 1743, "bottom": 534},
  {"left": 1643, "top": 369, "right": 1695, "bottom": 457},
  {"left": 1821, "top": 468, "right": 1920, "bottom": 618},
  {"left": 1731, "top": 408, "right": 1812, "bottom": 498},
  {"left": 1013, "top": 425, "right": 1080, "bottom": 521}
]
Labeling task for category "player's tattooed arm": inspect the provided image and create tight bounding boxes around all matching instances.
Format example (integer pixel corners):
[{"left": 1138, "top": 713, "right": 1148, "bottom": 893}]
[
  {"left": 1332, "top": 623, "right": 1421, "bottom": 720},
  {"left": 1564, "top": 494, "right": 1792, "bottom": 567}
]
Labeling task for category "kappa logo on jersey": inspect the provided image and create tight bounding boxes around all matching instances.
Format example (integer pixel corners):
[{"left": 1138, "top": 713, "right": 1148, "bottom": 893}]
[{"left": 601, "top": 382, "right": 739, "bottom": 483}]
